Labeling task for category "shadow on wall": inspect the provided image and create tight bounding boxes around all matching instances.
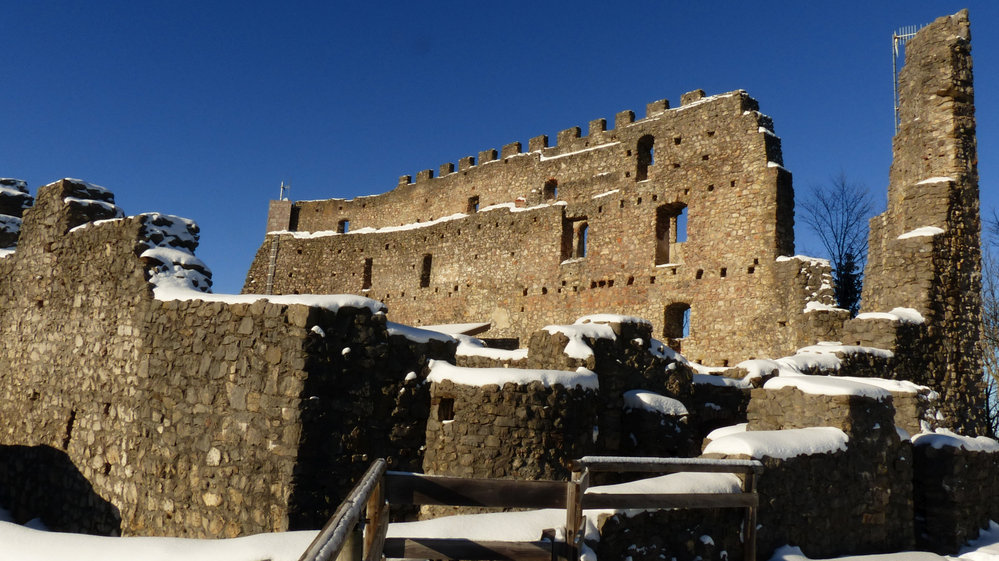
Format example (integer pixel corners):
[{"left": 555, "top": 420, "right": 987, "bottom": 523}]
[{"left": 0, "top": 444, "right": 121, "bottom": 535}]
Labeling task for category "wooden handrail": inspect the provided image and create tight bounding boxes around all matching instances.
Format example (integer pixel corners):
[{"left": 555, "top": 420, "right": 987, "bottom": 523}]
[
  {"left": 568, "top": 456, "right": 762, "bottom": 561},
  {"left": 384, "top": 471, "right": 566, "bottom": 508},
  {"left": 298, "top": 459, "right": 387, "bottom": 561},
  {"left": 571, "top": 455, "right": 764, "bottom": 474},
  {"left": 301, "top": 456, "right": 762, "bottom": 561}
]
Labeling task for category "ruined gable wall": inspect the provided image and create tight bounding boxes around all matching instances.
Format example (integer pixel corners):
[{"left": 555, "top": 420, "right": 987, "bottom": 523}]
[
  {"left": 0, "top": 179, "right": 445, "bottom": 537},
  {"left": 0, "top": 180, "right": 315, "bottom": 536},
  {"left": 246, "top": 91, "right": 811, "bottom": 365},
  {"left": 859, "top": 10, "right": 986, "bottom": 435}
]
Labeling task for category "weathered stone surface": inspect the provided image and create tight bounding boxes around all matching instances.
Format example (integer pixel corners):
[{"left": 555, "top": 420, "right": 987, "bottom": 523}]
[
  {"left": 859, "top": 10, "right": 986, "bottom": 436},
  {"left": 913, "top": 443, "right": 999, "bottom": 553},
  {"left": 0, "top": 180, "right": 454, "bottom": 537},
  {"left": 243, "top": 90, "right": 828, "bottom": 368}
]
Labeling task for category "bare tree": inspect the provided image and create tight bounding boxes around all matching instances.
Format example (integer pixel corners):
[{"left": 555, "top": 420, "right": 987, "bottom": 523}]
[
  {"left": 800, "top": 173, "right": 875, "bottom": 316},
  {"left": 982, "top": 210, "right": 999, "bottom": 434}
]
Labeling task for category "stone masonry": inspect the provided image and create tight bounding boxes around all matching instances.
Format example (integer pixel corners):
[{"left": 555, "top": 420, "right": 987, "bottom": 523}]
[
  {"left": 244, "top": 90, "right": 835, "bottom": 367},
  {"left": 857, "top": 10, "right": 986, "bottom": 435},
  {"left": 243, "top": 11, "right": 987, "bottom": 434},
  {"left": 0, "top": 179, "right": 452, "bottom": 536}
]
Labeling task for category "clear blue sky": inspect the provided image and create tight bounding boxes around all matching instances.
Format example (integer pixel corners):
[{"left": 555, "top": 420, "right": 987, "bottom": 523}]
[{"left": 3, "top": 1, "right": 997, "bottom": 294}]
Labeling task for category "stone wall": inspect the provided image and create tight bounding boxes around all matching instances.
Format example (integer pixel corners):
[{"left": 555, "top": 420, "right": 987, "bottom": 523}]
[
  {"left": 912, "top": 439, "right": 999, "bottom": 553},
  {"left": 741, "top": 386, "right": 914, "bottom": 557},
  {"left": 595, "top": 509, "right": 744, "bottom": 561},
  {"left": 244, "top": 90, "right": 828, "bottom": 367},
  {"left": 423, "top": 379, "right": 598, "bottom": 483},
  {"left": 525, "top": 318, "right": 695, "bottom": 455},
  {"left": 859, "top": 10, "right": 986, "bottom": 436},
  {"left": 0, "top": 179, "right": 450, "bottom": 536}
]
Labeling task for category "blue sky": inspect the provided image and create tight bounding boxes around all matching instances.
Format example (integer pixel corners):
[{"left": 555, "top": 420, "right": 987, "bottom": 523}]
[{"left": 3, "top": 1, "right": 997, "bottom": 294}]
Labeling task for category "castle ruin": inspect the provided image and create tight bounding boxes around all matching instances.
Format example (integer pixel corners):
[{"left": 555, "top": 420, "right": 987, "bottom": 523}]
[{"left": 0, "top": 9, "right": 993, "bottom": 560}]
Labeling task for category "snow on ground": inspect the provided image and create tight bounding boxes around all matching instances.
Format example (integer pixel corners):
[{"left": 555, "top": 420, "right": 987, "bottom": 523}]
[
  {"left": 0, "top": 506, "right": 317, "bottom": 561},
  {"left": 702, "top": 427, "right": 849, "bottom": 460},
  {"left": 770, "top": 522, "right": 999, "bottom": 561},
  {"left": 7, "top": 499, "right": 999, "bottom": 561},
  {"left": 426, "top": 359, "right": 599, "bottom": 390},
  {"left": 649, "top": 338, "right": 687, "bottom": 363}
]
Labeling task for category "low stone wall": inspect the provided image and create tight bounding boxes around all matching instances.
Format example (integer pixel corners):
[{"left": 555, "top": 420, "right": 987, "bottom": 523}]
[
  {"left": 620, "top": 407, "right": 696, "bottom": 457},
  {"left": 690, "top": 382, "right": 750, "bottom": 444},
  {"left": 526, "top": 318, "right": 694, "bottom": 454},
  {"left": 423, "top": 379, "right": 598, "bottom": 482},
  {"left": 751, "top": 447, "right": 912, "bottom": 558},
  {"left": 595, "top": 509, "right": 744, "bottom": 561},
  {"left": 912, "top": 439, "right": 999, "bottom": 553},
  {"left": 738, "top": 386, "right": 914, "bottom": 557}
]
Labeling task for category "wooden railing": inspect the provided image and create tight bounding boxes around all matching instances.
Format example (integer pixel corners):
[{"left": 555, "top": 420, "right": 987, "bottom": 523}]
[
  {"left": 568, "top": 456, "right": 763, "bottom": 561},
  {"left": 298, "top": 456, "right": 763, "bottom": 561}
]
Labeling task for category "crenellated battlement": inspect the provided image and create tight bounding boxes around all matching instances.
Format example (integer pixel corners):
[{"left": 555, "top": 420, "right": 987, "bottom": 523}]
[
  {"left": 271, "top": 89, "right": 775, "bottom": 240},
  {"left": 388, "top": 90, "right": 746, "bottom": 191}
]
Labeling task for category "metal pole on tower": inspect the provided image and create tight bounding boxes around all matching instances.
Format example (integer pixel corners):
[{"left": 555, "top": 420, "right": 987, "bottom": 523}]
[{"left": 279, "top": 181, "right": 290, "bottom": 201}]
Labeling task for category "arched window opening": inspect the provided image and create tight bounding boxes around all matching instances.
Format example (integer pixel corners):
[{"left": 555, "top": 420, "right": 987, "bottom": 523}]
[
  {"left": 664, "top": 303, "right": 691, "bottom": 340},
  {"left": 467, "top": 195, "right": 480, "bottom": 213},
  {"left": 655, "top": 203, "right": 688, "bottom": 265},
  {"left": 636, "top": 135, "right": 655, "bottom": 181},
  {"left": 337, "top": 219, "right": 350, "bottom": 234},
  {"left": 420, "top": 254, "right": 432, "bottom": 288},
  {"left": 543, "top": 178, "right": 558, "bottom": 200}
]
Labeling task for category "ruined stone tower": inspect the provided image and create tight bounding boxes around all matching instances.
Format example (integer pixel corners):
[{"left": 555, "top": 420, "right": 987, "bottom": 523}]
[{"left": 861, "top": 10, "right": 986, "bottom": 435}]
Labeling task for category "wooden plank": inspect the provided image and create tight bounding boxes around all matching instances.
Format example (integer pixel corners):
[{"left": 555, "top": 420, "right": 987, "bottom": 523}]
[
  {"left": 384, "top": 472, "right": 566, "bottom": 508},
  {"left": 571, "top": 456, "right": 763, "bottom": 474},
  {"left": 298, "top": 459, "right": 388, "bottom": 561},
  {"left": 581, "top": 492, "right": 757, "bottom": 510},
  {"left": 362, "top": 480, "right": 385, "bottom": 560},
  {"left": 383, "top": 538, "right": 556, "bottom": 561},
  {"left": 565, "top": 471, "right": 584, "bottom": 561},
  {"left": 744, "top": 472, "right": 758, "bottom": 561}
]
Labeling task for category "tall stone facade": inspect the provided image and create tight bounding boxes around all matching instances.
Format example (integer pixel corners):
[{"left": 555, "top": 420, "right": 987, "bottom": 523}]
[
  {"left": 243, "top": 10, "right": 987, "bottom": 431},
  {"left": 859, "top": 10, "right": 986, "bottom": 435},
  {"left": 244, "top": 90, "right": 835, "bottom": 367}
]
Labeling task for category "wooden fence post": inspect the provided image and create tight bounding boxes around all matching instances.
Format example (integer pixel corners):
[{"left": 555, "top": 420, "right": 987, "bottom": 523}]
[
  {"left": 363, "top": 478, "right": 388, "bottom": 561},
  {"left": 743, "top": 471, "right": 757, "bottom": 561},
  {"left": 565, "top": 467, "right": 589, "bottom": 561}
]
